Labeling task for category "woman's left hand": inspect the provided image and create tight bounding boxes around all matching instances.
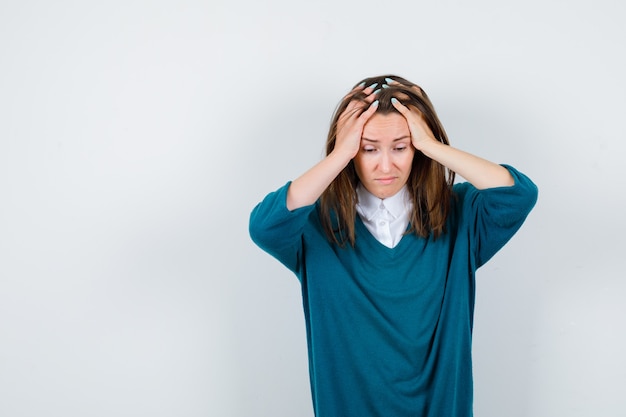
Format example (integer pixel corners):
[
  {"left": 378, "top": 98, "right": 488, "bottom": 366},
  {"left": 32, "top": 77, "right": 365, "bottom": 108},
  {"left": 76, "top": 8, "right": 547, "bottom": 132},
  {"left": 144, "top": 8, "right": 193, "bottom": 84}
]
[{"left": 391, "top": 98, "right": 438, "bottom": 151}]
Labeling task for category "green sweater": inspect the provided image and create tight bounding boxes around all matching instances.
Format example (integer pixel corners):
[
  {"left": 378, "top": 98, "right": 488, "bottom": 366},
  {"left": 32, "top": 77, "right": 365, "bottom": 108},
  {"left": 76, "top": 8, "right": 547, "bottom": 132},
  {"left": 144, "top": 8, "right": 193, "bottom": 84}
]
[{"left": 249, "top": 165, "right": 537, "bottom": 417}]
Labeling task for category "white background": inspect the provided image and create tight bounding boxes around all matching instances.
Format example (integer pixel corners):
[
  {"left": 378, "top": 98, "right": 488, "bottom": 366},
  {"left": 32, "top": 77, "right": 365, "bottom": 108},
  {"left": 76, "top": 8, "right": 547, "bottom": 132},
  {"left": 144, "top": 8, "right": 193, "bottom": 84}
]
[{"left": 1, "top": 0, "right": 625, "bottom": 416}]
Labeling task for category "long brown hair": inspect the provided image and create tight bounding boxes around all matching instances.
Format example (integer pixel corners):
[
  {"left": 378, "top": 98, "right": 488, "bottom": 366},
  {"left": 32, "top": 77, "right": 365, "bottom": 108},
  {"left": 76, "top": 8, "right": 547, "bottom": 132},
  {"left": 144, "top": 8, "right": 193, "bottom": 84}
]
[{"left": 319, "top": 75, "right": 455, "bottom": 246}]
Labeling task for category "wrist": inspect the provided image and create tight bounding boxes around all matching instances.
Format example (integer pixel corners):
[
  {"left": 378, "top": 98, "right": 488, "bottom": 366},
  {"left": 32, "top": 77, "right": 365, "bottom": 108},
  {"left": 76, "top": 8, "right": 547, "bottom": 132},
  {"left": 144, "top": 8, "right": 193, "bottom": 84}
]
[
  {"left": 414, "top": 137, "right": 442, "bottom": 157},
  {"left": 328, "top": 147, "right": 356, "bottom": 166}
]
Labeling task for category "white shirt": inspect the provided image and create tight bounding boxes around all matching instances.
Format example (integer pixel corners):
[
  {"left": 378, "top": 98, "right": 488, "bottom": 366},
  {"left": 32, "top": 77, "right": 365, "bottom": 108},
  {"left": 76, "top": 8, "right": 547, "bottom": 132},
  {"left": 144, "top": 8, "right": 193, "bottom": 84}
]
[{"left": 355, "top": 183, "right": 412, "bottom": 248}]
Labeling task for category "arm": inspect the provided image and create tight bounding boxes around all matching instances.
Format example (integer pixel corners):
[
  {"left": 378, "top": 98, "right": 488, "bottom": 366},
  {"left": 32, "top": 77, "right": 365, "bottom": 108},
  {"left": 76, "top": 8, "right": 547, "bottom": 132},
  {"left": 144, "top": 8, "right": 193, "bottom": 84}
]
[
  {"left": 455, "top": 167, "right": 538, "bottom": 267},
  {"left": 391, "top": 98, "right": 514, "bottom": 190},
  {"left": 286, "top": 150, "right": 354, "bottom": 211},
  {"left": 286, "top": 84, "right": 380, "bottom": 210},
  {"left": 418, "top": 141, "right": 514, "bottom": 189}
]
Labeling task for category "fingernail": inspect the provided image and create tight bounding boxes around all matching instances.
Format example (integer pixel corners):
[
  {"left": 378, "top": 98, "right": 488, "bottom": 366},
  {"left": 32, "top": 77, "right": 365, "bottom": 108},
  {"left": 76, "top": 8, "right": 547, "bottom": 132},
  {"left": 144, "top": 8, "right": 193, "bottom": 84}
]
[
  {"left": 372, "top": 100, "right": 379, "bottom": 107},
  {"left": 367, "top": 83, "right": 378, "bottom": 90},
  {"left": 358, "top": 82, "right": 365, "bottom": 88},
  {"left": 382, "top": 84, "right": 390, "bottom": 89},
  {"left": 373, "top": 88, "right": 381, "bottom": 95},
  {"left": 391, "top": 97, "right": 399, "bottom": 104},
  {"left": 385, "top": 77, "right": 395, "bottom": 84}
]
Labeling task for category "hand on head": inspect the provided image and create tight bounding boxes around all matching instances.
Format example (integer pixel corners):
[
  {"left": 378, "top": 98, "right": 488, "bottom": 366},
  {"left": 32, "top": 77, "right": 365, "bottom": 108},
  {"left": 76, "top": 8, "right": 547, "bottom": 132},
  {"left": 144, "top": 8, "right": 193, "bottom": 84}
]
[
  {"left": 335, "top": 77, "right": 438, "bottom": 157},
  {"left": 333, "top": 83, "right": 380, "bottom": 160},
  {"left": 390, "top": 96, "right": 437, "bottom": 152}
]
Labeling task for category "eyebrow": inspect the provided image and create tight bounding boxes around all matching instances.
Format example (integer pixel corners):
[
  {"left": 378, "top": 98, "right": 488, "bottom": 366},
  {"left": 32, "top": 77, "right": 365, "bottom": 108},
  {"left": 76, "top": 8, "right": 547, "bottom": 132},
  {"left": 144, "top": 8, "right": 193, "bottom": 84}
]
[{"left": 361, "top": 136, "right": 411, "bottom": 142}]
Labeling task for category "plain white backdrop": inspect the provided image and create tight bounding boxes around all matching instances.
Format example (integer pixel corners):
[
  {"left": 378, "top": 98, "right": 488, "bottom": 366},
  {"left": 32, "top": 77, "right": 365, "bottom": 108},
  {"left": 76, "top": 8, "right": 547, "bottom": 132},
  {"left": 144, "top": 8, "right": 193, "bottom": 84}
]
[{"left": 1, "top": 0, "right": 624, "bottom": 416}]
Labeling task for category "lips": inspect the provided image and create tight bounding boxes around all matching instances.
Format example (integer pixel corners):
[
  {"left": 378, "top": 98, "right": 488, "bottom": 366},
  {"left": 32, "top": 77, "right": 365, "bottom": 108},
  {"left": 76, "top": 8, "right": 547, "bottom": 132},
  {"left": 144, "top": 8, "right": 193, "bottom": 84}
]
[{"left": 376, "top": 177, "right": 396, "bottom": 185}]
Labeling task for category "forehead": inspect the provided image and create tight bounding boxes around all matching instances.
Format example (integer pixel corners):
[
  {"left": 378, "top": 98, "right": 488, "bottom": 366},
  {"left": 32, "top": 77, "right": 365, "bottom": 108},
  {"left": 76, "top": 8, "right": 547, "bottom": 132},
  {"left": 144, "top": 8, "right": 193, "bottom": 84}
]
[{"left": 362, "top": 113, "right": 410, "bottom": 139}]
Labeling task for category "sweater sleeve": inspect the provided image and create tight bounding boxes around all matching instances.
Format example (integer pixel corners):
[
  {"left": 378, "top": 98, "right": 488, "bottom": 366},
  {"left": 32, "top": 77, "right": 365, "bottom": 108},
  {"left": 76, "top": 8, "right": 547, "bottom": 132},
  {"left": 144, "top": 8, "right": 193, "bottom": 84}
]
[
  {"left": 455, "top": 165, "right": 538, "bottom": 269},
  {"left": 249, "top": 182, "right": 317, "bottom": 274}
]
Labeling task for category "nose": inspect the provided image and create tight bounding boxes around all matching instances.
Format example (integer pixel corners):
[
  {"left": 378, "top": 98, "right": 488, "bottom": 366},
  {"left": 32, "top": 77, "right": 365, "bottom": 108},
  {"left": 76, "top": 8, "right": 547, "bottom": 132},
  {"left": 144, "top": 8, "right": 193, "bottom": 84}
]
[{"left": 379, "top": 150, "right": 391, "bottom": 173}]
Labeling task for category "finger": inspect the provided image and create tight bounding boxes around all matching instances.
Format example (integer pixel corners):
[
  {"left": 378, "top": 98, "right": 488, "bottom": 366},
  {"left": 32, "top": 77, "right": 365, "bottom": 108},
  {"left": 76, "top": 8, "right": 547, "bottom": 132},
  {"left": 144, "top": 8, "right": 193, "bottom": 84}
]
[
  {"left": 341, "top": 84, "right": 367, "bottom": 112},
  {"left": 362, "top": 82, "right": 378, "bottom": 94},
  {"left": 354, "top": 81, "right": 366, "bottom": 91},
  {"left": 345, "top": 82, "right": 377, "bottom": 101},
  {"left": 409, "top": 85, "right": 424, "bottom": 98},
  {"left": 344, "top": 84, "right": 365, "bottom": 102},
  {"left": 341, "top": 92, "right": 365, "bottom": 114},
  {"left": 340, "top": 101, "right": 362, "bottom": 122},
  {"left": 343, "top": 98, "right": 359, "bottom": 113},
  {"left": 384, "top": 77, "right": 400, "bottom": 87},
  {"left": 391, "top": 97, "right": 409, "bottom": 115},
  {"left": 363, "top": 88, "right": 381, "bottom": 104},
  {"left": 343, "top": 91, "right": 376, "bottom": 118},
  {"left": 358, "top": 99, "right": 379, "bottom": 122},
  {"left": 384, "top": 77, "right": 424, "bottom": 98}
]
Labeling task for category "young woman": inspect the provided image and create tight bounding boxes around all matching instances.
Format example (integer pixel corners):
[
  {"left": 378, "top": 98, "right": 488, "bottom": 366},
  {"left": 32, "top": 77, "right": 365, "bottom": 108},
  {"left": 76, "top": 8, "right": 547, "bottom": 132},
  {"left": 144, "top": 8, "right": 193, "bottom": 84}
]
[{"left": 249, "top": 75, "right": 538, "bottom": 417}]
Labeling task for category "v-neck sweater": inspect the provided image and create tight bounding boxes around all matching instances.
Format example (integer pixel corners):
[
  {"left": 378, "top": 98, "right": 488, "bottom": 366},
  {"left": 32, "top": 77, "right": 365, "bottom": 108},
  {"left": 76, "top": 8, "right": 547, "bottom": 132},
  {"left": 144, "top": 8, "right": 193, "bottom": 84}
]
[{"left": 249, "top": 165, "right": 537, "bottom": 417}]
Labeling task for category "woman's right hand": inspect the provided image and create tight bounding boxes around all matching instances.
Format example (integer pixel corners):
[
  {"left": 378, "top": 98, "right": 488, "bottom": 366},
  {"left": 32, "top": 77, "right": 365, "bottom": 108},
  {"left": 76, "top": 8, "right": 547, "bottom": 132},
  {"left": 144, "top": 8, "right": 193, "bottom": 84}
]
[
  {"left": 285, "top": 83, "right": 379, "bottom": 211},
  {"left": 332, "top": 83, "right": 380, "bottom": 161}
]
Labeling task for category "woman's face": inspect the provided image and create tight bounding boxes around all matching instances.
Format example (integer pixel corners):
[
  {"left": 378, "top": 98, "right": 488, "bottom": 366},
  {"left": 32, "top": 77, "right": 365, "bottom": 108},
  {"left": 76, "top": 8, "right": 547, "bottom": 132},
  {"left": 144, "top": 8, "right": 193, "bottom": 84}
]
[{"left": 353, "top": 112, "right": 414, "bottom": 199}]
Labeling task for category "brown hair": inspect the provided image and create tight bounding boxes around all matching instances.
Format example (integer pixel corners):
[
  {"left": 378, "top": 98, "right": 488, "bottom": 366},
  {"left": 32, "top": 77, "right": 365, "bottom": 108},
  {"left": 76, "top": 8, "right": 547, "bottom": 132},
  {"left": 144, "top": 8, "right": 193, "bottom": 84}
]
[{"left": 319, "top": 74, "right": 455, "bottom": 246}]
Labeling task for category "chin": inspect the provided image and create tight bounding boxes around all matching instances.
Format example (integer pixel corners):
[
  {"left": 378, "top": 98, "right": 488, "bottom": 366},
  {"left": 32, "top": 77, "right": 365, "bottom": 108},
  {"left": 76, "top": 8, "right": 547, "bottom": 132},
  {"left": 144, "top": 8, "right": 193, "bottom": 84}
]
[{"left": 375, "top": 188, "right": 398, "bottom": 199}]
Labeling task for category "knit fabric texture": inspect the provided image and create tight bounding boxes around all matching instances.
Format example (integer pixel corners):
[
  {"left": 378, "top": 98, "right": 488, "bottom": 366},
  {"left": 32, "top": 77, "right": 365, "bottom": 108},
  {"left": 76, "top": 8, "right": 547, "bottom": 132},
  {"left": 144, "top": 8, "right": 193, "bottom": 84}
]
[{"left": 249, "top": 165, "right": 538, "bottom": 417}]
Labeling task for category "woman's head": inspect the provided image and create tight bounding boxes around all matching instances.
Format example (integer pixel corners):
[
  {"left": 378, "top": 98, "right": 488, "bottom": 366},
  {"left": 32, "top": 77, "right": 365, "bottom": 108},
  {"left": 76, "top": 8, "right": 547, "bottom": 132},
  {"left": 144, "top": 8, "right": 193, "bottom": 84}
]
[
  {"left": 354, "top": 111, "right": 414, "bottom": 199},
  {"left": 320, "top": 75, "right": 455, "bottom": 246}
]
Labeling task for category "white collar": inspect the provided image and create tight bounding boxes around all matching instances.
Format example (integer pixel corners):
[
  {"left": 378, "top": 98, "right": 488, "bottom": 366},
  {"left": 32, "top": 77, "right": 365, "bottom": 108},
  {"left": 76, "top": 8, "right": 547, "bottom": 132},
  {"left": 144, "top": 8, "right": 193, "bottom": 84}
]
[{"left": 356, "top": 183, "right": 411, "bottom": 221}]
